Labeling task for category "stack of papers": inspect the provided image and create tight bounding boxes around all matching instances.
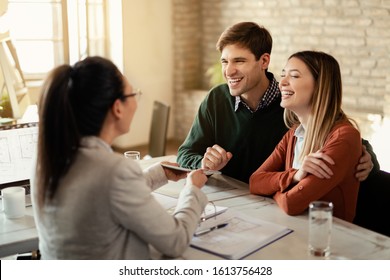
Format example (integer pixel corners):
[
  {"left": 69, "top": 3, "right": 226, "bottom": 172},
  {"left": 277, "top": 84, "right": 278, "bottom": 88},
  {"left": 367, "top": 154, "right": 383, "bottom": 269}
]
[
  {"left": 191, "top": 209, "right": 293, "bottom": 259},
  {"left": 152, "top": 192, "right": 292, "bottom": 259}
]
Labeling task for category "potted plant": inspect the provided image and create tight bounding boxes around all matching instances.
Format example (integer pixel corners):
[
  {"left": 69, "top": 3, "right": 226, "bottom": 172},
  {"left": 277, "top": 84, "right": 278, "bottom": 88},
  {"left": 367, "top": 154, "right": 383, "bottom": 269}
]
[{"left": 205, "top": 61, "right": 224, "bottom": 87}]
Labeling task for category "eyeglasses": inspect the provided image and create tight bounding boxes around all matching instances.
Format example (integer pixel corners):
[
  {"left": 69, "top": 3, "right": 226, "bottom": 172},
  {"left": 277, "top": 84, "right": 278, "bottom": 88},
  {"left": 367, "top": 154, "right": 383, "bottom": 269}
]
[{"left": 121, "top": 88, "right": 142, "bottom": 102}]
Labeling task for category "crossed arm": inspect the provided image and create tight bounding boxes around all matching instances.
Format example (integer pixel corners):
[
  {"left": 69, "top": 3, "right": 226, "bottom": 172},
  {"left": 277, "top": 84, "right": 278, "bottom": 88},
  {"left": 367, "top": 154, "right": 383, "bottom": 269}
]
[{"left": 201, "top": 141, "right": 375, "bottom": 182}]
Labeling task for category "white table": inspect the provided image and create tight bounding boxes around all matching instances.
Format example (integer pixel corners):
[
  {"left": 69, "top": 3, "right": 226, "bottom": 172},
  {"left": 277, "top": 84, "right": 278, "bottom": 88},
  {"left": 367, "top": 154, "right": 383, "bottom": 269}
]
[
  {"left": 150, "top": 173, "right": 390, "bottom": 260},
  {"left": 1, "top": 156, "right": 389, "bottom": 259},
  {"left": 0, "top": 203, "right": 38, "bottom": 258}
]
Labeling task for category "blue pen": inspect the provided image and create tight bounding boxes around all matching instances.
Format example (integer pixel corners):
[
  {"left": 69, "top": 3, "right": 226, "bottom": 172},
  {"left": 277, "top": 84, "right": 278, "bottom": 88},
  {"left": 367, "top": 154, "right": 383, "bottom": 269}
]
[{"left": 194, "top": 223, "right": 229, "bottom": 237}]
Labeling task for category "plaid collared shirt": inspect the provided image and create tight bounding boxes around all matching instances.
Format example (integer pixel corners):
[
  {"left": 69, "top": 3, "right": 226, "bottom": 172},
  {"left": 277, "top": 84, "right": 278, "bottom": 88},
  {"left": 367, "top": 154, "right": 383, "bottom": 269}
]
[{"left": 234, "top": 76, "right": 280, "bottom": 113}]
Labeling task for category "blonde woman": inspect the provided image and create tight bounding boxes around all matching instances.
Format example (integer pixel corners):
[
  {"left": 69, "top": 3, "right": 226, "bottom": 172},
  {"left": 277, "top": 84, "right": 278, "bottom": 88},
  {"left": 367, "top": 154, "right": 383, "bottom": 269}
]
[{"left": 249, "top": 51, "right": 361, "bottom": 222}]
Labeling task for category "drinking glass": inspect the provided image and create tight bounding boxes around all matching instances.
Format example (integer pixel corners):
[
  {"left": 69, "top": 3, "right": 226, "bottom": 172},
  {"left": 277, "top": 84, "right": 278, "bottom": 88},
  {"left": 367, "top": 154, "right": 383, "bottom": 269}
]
[
  {"left": 308, "top": 201, "right": 333, "bottom": 257},
  {"left": 123, "top": 151, "right": 140, "bottom": 160}
]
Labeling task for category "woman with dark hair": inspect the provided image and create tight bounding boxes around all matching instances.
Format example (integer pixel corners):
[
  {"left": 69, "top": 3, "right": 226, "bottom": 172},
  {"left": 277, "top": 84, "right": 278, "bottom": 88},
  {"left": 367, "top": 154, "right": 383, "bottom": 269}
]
[
  {"left": 32, "top": 56, "right": 208, "bottom": 259},
  {"left": 250, "top": 51, "right": 361, "bottom": 222}
]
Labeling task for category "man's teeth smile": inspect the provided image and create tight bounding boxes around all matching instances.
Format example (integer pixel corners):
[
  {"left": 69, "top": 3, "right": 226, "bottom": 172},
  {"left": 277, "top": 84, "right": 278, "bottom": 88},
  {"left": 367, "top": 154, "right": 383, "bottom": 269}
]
[{"left": 228, "top": 78, "right": 243, "bottom": 85}]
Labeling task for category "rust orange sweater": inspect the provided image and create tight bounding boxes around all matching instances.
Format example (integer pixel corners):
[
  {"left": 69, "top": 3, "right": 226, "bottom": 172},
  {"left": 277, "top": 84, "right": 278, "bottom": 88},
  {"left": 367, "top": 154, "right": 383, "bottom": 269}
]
[{"left": 249, "top": 121, "right": 362, "bottom": 222}]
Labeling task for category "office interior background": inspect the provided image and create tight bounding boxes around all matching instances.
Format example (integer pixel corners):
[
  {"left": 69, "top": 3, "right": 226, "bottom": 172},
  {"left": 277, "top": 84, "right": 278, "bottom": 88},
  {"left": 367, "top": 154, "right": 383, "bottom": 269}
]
[{"left": 1, "top": 0, "right": 389, "bottom": 171}]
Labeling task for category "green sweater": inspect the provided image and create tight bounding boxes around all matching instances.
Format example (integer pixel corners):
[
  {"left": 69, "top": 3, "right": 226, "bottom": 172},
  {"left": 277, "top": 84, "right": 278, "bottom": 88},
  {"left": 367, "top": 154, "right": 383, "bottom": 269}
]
[{"left": 177, "top": 83, "right": 288, "bottom": 183}]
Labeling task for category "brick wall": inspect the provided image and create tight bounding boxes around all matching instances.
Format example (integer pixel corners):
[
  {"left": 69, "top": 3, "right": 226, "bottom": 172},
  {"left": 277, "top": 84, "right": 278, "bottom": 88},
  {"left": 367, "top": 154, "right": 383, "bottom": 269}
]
[
  {"left": 172, "top": 0, "right": 202, "bottom": 139},
  {"left": 173, "top": 0, "right": 390, "bottom": 141},
  {"left": 386, "top": 75, "right": 390, "bottom": 115}
]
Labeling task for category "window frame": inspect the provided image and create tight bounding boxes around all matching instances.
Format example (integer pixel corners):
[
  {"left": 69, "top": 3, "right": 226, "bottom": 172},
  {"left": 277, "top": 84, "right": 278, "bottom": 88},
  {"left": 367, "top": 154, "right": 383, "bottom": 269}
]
[{"left": 6, "top": 0, "right": 108, "bottom": 81}]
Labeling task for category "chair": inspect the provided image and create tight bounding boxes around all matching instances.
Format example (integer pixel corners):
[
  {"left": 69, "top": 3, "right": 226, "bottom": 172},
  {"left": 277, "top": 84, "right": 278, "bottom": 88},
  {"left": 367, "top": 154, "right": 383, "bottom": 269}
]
[
  {"left": 145, "top": 100, "right": 170, "bottom": 158},
  {"left": 353, "top": 170, "right": 390, "bottom": 237}
]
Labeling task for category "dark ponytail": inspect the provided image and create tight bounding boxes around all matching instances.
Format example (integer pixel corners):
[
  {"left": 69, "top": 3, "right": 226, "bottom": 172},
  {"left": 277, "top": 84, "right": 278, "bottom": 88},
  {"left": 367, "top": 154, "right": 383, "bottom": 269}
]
[{"left": 37, "top": 56, "right": 123, "bottom": 206}]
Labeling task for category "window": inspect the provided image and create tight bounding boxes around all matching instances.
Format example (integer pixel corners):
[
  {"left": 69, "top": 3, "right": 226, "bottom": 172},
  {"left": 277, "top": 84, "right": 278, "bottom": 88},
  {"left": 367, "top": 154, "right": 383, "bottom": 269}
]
[{"left": 5, "top": 0, "right": 107, "bottom": 80}]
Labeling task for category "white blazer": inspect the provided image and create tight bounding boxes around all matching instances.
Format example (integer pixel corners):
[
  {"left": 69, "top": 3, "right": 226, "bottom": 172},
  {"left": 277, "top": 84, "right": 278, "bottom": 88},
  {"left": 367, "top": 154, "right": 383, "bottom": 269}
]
[{"left": 32, "top": 136, "right": 208, "bottom": 259}]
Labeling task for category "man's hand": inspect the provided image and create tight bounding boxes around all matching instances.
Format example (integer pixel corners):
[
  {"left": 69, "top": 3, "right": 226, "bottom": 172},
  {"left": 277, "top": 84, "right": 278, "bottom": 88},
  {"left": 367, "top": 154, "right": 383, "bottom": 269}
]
[
  {"left": 293, "top": 151, "right": 335, "bottom": 182},
  {"left": 201, "top": 144, "right": 233, "bottom": 171},
  {"left": 355, "top": 145, "right": 374, "bottom": 182}
]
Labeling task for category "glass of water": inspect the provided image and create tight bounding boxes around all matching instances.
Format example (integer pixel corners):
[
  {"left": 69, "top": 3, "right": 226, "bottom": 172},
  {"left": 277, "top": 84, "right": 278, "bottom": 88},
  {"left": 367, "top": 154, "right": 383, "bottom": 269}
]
[
  {"left": 308, "top": 201, "right": 333, "bottom": 257},
  {"left": 123, "top": 151, "right": 140, "bottom": 160}
]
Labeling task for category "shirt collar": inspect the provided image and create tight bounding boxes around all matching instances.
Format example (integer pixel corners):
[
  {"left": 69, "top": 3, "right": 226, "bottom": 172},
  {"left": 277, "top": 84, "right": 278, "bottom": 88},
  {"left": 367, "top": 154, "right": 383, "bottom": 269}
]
[
  {"left": 294, "top": 124, "right": 305, "bottom": 138},
  {"left": 234, "top": 73, "right": 280, "bottom": 112}
]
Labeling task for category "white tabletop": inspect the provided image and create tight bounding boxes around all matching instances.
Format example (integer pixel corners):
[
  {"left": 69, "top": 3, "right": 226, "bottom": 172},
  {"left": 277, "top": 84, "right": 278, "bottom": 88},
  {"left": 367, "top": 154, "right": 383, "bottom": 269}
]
[
  {"left": 150, "top": 172, "right": 390, "bottom": 260},
  {"left": 0, "top": 203, "right": 38, "bottom": 258},
  {"left": 1, "top": 156, "right": 389, "bottom": 259}
]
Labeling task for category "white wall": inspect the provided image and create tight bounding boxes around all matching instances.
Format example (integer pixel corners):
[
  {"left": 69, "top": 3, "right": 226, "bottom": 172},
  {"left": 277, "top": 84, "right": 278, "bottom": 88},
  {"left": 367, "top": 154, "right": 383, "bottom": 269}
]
[{"left": 113, "top": 0, "right": 174, "bottom": 148}]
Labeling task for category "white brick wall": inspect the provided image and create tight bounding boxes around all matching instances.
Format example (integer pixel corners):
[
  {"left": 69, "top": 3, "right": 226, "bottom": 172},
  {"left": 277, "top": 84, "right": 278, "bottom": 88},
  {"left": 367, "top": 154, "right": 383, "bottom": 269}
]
[{"left": 173, "top": 0, "right": 390, "bottom": 140}]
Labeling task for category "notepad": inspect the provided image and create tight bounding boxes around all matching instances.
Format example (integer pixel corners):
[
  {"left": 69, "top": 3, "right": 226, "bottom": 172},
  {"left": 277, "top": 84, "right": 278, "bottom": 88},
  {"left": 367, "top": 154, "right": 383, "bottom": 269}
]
[{"left": 191, "top": 209, "right": 293, "bottom": 260}]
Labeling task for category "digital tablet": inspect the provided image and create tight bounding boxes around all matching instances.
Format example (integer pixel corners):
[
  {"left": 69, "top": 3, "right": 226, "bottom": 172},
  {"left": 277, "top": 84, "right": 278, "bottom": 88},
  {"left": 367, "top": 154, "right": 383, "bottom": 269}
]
[{"left": 160, "top": 163, "right": 221, "bottom": 176}]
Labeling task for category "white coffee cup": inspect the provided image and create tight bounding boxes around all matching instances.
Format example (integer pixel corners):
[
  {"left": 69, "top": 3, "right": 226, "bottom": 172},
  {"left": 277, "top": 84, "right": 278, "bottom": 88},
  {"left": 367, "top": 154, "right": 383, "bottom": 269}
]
[{"left": 1, "top": 187, "right": 26, "bottom": 219}]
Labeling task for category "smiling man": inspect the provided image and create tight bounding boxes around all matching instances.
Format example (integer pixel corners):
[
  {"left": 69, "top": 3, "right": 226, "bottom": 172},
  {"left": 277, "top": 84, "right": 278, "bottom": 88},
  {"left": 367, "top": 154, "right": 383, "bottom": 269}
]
[{"left": 177, "top": 22, "right": 376, "bottom": 184}]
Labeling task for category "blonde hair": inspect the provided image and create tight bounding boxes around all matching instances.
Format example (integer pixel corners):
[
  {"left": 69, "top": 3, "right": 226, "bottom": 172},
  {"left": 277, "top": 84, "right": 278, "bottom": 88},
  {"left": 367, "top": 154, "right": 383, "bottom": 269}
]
[{"left": 283, "top": 51, "right": 352, "bottom": 163}]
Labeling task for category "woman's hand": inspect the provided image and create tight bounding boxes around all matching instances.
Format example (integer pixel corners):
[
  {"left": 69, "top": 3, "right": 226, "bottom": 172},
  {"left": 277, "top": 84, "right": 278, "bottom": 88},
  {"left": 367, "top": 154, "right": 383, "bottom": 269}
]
[
  {"left": 293, "top": 151, "right": 335, "bottom": 182},
  {"left": 161, "top": 161, "right": 188, "bottom": 181},
  {"left": 161, "top": 162, "right": 208, "bottom": 188},
  {"left": 186, "top": 169, "right": 208, "bottom": 189}
]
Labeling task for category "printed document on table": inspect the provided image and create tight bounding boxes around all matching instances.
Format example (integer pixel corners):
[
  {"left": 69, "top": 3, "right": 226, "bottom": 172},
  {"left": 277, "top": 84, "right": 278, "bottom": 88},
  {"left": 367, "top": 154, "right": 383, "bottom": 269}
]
[{"left": 191, "top": 209, "right": 293, "bottom": 260}]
